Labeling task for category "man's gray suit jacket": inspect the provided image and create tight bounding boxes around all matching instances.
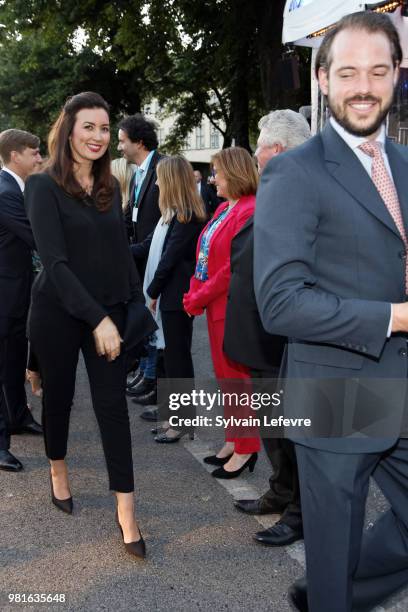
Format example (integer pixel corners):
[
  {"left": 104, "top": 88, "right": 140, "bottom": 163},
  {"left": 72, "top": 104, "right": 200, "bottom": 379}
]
[{"left": 254, "top": 122, "right": 408, "bottom": 454}]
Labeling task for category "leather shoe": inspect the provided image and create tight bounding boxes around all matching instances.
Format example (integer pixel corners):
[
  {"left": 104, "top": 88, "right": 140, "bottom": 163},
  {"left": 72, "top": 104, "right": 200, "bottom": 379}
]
[
  {"left": 131, "top": 389, "right": 157, "bottom": 406},
  {"left": 127, "top": 377, "right": 156, "bottom": 397},
  {"left": 126, "top": 371, "right": 143, "bottom": 390},
  {"left": 254, "top": 521, "right": 303, "bottom": 546},
  {"left": 288, "top": 578, "right": 308, "bottom": 611},
  {"left": 234, "top": 498, "right": 284, "bottom": 515},
  {"left": 140, "top": 408, "right": 158, "bottom": 421},
  {"left": 0, "top": 450, "right": 23, "bottom": 472},
  {"left": 11, "top": 419, "right": 43, "bottom": 435}
]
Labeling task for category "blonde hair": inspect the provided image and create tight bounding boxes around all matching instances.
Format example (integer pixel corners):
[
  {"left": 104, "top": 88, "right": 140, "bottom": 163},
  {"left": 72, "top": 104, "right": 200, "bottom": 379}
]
[
  {"left": 211, "top": 147, "right": 258, "bottom": 200},
  {"left": 111, "top": 157, "right": 136, "bottom": 210},
  {"left": 156, "top": 155, "right": 207, "bottom": 224}
]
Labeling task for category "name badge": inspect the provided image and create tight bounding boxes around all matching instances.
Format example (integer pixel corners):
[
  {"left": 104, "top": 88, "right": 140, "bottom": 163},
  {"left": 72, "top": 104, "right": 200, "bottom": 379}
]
[{"left": 132, "top": 206, "right": 138, "bottom": 222}]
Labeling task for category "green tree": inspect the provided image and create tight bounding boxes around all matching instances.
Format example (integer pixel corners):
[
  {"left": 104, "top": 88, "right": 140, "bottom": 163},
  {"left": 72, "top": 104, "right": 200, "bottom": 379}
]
[{"left": 0, "top": 0, "right": 310, "bottom": 152}]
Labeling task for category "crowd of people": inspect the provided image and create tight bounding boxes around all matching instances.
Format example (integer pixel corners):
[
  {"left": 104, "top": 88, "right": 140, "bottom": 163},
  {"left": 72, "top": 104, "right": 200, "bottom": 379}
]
[{"left": 1, "top": 9, "right": 408, "bottom": 611}]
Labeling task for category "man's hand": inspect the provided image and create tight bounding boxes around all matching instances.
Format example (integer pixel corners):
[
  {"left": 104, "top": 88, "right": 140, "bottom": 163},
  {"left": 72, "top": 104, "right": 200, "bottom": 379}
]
[
  {"left": 93, "top": 316, "right": 122, "bottom": 361},
  {"left": 391, "top": 302, "right": 408, "bottom": 333}
]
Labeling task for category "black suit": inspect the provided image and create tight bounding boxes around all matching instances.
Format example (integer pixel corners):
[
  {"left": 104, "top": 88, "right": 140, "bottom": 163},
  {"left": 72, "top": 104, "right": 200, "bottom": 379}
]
[
  {"left": 198, "top": 181, "right": 218, "bottom": 217},
  {"left": 0, "top": 169, "right": 35, "bottom": 450},
  {"left": 25, "top": 173, "right": 141, "bottom": 492},
  {"left": 125, "top": 151, "right": 162, "bottom": 258},
  {"left": 132, "top": 215, "right": 204, "bottom": 311},
  {"left": 224, "top": 216, "right": 300, "bottom": 527}
]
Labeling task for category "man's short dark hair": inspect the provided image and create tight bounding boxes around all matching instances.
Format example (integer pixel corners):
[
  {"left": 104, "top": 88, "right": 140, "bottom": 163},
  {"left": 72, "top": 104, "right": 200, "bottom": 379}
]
[
  {"left": 315, "top": 11, "right": 402, "bottom": 79},
  {"left": 0, "top": 129, "right": 40, "bottom": 164},
  {"left": 118, "top": 114, "right": 159, "bottom": 151}
]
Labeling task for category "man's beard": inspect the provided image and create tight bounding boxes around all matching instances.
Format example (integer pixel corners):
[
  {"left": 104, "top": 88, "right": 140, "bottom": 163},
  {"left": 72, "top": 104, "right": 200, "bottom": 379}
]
[{"left": 328, "top": 93, "right": 393, "bottom": 137}]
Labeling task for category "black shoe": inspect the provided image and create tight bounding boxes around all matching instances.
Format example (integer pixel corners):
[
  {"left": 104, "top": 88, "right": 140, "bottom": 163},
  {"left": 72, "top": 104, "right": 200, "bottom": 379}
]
[
  {"left": 140, "top": 408, "right": 158, "bottom": 421},
  {"left": 0, "top": 450, "right": 23, "bottom": 472},
  {"left": 212, "top": 453, "right": 257, "bottom": 479},
  {"left": 254, "top": 521, "right": 303, "bottom": 547},
  {"left": 115, "top": 511, "right": 146, "bottom": 559},
  {"left": 131, "top": 388, "right": 157, "bottom": 406},
  {"left": 234, "top": 498, "right": 283, "bottom": 515},
  {"left": 203, "top": 454, "right": 233, "bottom": 466},
  {"left": 288, "top": 578, "right": 308, "bottom": 611},
  {"left": 154, "top": 430, "right": 194, "bottom": 443},
  {"left": 50, "top": 473, "right": 73, "bottom": 515},
  {"left": 11, "top": 419, "right": 43, "bottom": 435},
  {"left": 151, "top": 424, "right": 169, "bottom": 434},
  {"left": 127, "top": 378, "right": 156, "bottom": 398},
  {"left": 126, "top": 371, "right": 143, "bottom": 390}
]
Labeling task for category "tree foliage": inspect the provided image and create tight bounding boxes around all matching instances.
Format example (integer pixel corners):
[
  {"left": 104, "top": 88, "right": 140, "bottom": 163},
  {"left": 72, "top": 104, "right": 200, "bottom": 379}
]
[{"left": 0, "top": 0, "right": 310, "bottom": 152}]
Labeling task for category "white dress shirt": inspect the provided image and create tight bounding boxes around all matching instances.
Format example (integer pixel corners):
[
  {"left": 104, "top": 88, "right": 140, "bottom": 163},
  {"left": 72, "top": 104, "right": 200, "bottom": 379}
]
[
  {"left": 330, "top": 117, "right": 394, "bottom": 336},
  {"left": 2, "top": 166, "right": 25, "bottom": 192}
]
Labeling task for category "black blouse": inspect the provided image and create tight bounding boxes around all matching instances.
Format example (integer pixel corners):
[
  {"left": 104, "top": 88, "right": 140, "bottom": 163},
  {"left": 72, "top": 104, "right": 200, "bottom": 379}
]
[{"left": 25, "top": 172, "right": 141, "bottom": 329}]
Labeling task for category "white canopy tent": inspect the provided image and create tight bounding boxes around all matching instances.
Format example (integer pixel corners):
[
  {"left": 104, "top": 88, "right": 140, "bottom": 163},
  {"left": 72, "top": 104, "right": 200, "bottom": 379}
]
[
  {"left": 282, "top": 1, "right": 408, "bottom": 136},
  {"left": 283, "top": 1, "right": 392, "bottom": 47}
]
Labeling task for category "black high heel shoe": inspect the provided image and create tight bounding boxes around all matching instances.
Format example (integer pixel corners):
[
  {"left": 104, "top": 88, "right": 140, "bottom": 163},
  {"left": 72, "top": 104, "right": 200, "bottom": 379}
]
[
  {"left": 154, "top": 430, "right": 195, "bottom": 443},
  {"left": 211, "top": 453, "right": 258, "bottom": 479},
  {"left": 50, "top": 473, "right": 73, "bottom": 515},
  {"left": 203, "top": 453, "right": 233, "bottom": 466},
  {"left": 115, "top": 511, "right": 146, "bottom": 559}
]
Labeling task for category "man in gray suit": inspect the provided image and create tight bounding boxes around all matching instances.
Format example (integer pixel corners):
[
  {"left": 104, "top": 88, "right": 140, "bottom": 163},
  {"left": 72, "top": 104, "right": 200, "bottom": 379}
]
[{"left": 254, "top": 11, "right": 408, "bottom": 612}]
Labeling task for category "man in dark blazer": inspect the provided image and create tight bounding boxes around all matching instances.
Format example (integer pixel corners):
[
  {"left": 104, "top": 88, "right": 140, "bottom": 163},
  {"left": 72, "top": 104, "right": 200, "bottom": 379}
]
[
  {"left": 193, "top": 170, "right": 219, "bottom": 217},
  {"left": 255, "top": 12, "right": 408, "bottom": 612},
  {"left": 0, "top": 129, "right": 43, "bottom": 472},
  {"left": 224, "top": 109, "right": 310, "bottom": 547},
  {"left": 118, "top": 114, "right": 163, "bottom": 403},
  {"left": 118, "top": 114, "right": 162, "bottom": 254}
]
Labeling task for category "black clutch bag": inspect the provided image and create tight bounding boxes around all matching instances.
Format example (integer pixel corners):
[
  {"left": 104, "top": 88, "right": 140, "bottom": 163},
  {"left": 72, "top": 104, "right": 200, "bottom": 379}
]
[{"left": 123, "top": 300, "right": 158, "bottom": 353}]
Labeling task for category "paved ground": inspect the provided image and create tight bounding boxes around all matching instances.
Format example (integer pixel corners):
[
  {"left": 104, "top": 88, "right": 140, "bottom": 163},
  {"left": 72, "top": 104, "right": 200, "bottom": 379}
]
[{"left": 1, "top": 316, "right": 407, "bottom": 611}]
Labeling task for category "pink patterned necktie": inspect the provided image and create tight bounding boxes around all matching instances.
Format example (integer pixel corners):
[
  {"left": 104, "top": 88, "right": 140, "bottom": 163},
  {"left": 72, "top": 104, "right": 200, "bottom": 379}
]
[{"left": 359, "top": 140, "right": 408, "bottom": 292}]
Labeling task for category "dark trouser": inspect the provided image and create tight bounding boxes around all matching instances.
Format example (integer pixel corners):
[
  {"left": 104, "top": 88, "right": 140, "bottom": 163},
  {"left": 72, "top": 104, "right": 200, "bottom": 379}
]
[
  {"left": 29, "top": 298, "right": 134, "bottom": 493},
  {"left": 295, "top": 439, "right": 408, "bottom": 612},
  {"left": 251, "top": 367, "right": 302, "bottom": 528},
  {"left": 0, "top": 314, "right": 33, "bottom": 450},
  {"left": 261, "top": 437, "right": 302, "bottom": 528},
  {"left": 160, "top": 310, "right": 194, "bottom": 429},
  {"left": 27, "top": 346, "right": 39, "bottom": 372},
  {"left": 162, "top": 311, "right": 194, "bottom": 379}
]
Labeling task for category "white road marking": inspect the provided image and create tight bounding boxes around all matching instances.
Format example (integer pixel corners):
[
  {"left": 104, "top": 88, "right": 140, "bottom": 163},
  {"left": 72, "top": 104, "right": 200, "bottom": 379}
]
[{"left": 184, "top": 436, "right": 306, "bottom": 569}]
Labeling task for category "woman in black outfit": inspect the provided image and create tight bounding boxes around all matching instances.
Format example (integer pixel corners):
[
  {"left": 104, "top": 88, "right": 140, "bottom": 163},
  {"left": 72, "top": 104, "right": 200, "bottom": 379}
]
[
  {"left": 131, "top": 155, "right": 206, "bottom": 442},
  {"left": 25, "top": 92, "right": 145, "bottom": 559}
]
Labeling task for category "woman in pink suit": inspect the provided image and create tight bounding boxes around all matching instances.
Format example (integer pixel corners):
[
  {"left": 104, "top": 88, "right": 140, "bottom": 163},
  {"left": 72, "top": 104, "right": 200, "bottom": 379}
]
[{"left": 183, "top": 147, "right": 260, "bottom": 478}]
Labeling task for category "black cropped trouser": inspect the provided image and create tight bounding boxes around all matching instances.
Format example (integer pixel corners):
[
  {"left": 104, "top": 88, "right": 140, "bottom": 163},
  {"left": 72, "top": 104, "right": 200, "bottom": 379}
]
[{"left": 29, "top": 298, "right": 134, "bottom": 493}]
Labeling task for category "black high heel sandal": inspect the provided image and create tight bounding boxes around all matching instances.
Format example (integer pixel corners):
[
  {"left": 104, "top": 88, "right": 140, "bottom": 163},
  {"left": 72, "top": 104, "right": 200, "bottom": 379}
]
[
  {"left": 115, "top": 511, "right": 146, "bottom": 559},
  {"left": 50, "top": 472, "right": 73, "bottom": 515},
  {"left": 211, "top": 453, "right": 258, "bottom": 479}
]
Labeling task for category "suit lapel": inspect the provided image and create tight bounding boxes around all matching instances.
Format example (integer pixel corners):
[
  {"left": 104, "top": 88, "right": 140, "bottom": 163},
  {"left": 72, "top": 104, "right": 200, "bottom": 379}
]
[
  {"left": 385, "top": 140, "right": 408, "bottom": 235},
  {"left": 137, "top": 167, "right": 154, "bottom": 210},
  {"left": 137, "top": 151, "right": 160, "bottom": 211},
  {"left": 322, "top": 124, "right": 401, "bottom": 239}
]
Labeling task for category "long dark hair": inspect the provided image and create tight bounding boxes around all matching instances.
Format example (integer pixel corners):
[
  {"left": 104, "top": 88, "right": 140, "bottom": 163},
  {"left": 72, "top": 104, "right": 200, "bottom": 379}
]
[{"left": 46, "top": 92, "right": 114, "bottom": 211}]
